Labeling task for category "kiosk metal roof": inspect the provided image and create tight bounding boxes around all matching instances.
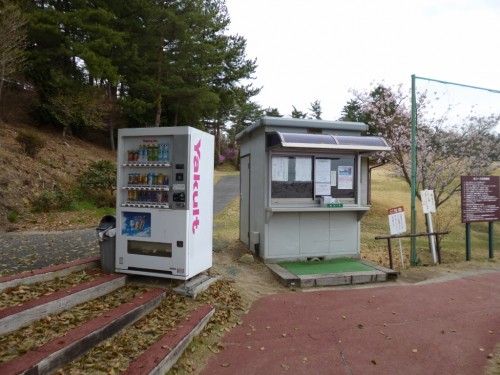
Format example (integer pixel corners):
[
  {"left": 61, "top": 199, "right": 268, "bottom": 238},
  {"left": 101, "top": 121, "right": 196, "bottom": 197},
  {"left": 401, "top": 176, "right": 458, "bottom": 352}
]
[
  {"left": 236, "top": 117, "right": 368, "bottom": 141},
  {"left": 266, "top": 132, "right": 391, "bottom": 152}
]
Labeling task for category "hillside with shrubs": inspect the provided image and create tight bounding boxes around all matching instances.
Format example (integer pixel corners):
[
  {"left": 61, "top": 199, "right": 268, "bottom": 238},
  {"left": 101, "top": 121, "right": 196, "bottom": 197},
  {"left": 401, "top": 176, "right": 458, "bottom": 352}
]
[{"left": 0, "top": 121, "right": 116, "bottom": 233}]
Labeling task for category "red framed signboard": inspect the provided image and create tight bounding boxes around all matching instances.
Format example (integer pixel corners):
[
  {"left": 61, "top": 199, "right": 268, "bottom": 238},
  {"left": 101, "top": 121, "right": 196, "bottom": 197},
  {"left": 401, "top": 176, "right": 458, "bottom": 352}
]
[
  {"left": 388, "top": 206, "right": 406, "bottom": 235},
  {"left": 461, "top": 176, "right": 500, "bottom": 223}
]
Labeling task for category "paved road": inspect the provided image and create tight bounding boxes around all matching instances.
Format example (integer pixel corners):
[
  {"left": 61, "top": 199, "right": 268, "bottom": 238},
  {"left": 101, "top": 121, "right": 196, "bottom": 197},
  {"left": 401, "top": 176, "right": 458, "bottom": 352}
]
[
  {"left": 0, "top": 175, "right": 240, "bottom": 277},
  {"left": 201, "top": 270, "right": 500, "bottom": 375},
  {"left": 213, "top": 175, "right": 239, "bottom": 215}
]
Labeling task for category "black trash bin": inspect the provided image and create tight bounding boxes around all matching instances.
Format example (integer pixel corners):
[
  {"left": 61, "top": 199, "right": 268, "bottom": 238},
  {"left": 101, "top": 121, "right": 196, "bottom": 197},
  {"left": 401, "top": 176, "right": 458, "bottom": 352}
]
[{"left": 96, "top": 215, "right": 116, "bottom": 273}]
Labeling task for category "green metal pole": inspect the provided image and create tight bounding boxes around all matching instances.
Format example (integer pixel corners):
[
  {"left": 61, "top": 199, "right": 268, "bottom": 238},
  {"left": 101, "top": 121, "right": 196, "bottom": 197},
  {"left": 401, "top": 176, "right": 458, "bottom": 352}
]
[
  {"left": 409, "top": 74, "right": 500, "bottom": 265},
  {"left": 410, "top": 75, "right": 417, "bottom": 265},
  {"left": 489, "top": 222, "right": 494, "bottom": 259}
]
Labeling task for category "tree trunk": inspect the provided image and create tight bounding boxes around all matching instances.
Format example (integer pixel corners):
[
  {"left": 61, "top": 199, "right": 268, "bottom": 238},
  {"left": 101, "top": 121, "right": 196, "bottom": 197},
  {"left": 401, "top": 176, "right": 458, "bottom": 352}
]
[
  {"left": 154, "top": 92, "right": 162, "bottom": 127},
  {"left": 0, "top": 58, "right": 5, "bottom": 120},
  {"left": 154, "top": 8, "right": 165, "bottom": 127},
  {"left": 215, "top": 117, "right": 221, "bottom": 161},
  {"left": 106, "top": 83, "right": 116, "bottom": 151}
]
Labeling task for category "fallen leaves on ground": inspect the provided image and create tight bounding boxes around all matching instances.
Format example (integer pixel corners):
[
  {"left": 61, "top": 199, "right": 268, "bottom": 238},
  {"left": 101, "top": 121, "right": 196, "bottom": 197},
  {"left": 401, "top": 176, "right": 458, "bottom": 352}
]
[
  {"left": 0, "top": 269, "right": 101, "bottom": 310},
  {"left": 0, "top": 285, "right": 150, "bottom": 363},
  {"left": 55, "top": 280, "right": 245, "bottom": 374}
]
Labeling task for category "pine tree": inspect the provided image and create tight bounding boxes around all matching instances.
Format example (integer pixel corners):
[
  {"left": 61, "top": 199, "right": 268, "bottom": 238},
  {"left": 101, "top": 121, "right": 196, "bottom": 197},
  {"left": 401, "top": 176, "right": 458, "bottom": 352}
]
[
  {"left": 291, "top": 105, "right": 307, "bottom": 119},
  {"left": 309, "top": 100, "right": 322, "bottom": 120},
  {"left": 0, "top": 0, "right": 27, "bottom": 115}
]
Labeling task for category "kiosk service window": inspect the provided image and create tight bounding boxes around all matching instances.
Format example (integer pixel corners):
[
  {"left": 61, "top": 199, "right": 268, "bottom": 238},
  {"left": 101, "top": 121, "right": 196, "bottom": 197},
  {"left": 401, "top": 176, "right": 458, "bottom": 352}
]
[{"left": 270, "top": 153, "right": 356, "bottom": 205}]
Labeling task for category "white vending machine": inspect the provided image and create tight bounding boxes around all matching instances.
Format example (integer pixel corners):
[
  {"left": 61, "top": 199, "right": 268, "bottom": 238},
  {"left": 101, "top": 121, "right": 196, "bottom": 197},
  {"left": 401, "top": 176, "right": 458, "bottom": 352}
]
[{"left": 115, "top": 126, "right": 214, "bottom": 280}]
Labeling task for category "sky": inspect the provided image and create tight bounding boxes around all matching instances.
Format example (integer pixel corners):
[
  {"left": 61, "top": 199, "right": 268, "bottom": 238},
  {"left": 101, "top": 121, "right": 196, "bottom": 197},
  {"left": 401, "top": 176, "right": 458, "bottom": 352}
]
[{"left": 224, "top": 0, "right": 500, "bottom": 124}]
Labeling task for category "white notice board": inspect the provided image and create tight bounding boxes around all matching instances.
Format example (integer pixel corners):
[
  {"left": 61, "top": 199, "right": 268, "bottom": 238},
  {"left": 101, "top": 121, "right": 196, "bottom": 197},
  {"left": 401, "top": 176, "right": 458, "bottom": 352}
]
[
  {"left": 421, "top": 189, "right": 436, "bottom": 214},
  {"left": 388, "top": 206, "right": 407, "bottom": 235},
  {"left": 315, "top": 159, "right": 331, "bottom": 195}
]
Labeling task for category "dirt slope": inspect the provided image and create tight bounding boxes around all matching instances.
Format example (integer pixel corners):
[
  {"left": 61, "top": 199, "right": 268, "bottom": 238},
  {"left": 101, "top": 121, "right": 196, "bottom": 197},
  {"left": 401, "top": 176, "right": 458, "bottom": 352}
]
[{"left": 0, "top": 121, "right": 115, "bottom": 233}]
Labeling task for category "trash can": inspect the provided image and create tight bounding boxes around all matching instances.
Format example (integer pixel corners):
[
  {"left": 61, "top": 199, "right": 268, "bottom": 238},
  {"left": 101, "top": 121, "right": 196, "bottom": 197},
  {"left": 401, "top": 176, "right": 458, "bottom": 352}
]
[{"left": 96, "top": 215, "right": 116, "bottom": 273}]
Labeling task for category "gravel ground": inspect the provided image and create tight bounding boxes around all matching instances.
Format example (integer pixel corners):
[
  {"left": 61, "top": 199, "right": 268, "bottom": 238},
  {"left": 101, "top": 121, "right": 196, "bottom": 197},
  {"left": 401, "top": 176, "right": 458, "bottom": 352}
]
[
  {"left": 0, "top": 176, "right": 240, "bottom": 277},
  {"left": 0, "top": 229, "right": 99, "bottom": 277}
]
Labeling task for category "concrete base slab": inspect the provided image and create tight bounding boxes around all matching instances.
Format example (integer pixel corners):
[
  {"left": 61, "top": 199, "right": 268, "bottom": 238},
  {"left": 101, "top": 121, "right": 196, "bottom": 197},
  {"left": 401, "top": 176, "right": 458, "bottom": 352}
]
[
  {"left": 173, "top": 274, "right": 221, "bottom": 299},
  {"left": 360, "top": 259, "right": 399, "bottom": 279},
  {"left": 267, "top": 260, "right": 397, "bottom": 288},
  {"left": 266, "top": 264, "right": 300, "bottom": 287}
]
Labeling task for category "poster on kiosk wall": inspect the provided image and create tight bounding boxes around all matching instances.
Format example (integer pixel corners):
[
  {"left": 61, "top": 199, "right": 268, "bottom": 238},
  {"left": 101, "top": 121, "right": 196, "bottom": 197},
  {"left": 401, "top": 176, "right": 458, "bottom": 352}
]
[{"left": 115, "top": 126, "right": 214, "bottom": 280}]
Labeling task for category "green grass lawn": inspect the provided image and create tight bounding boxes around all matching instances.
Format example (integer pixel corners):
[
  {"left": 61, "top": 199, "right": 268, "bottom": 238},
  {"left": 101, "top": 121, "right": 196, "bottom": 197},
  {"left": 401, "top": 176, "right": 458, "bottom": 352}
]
[
  {"left": 360, "top": 166, "right": 500, "bottom": 269},
  {"left": 279, "top": 258, "right": 374, "bottom": 275}
]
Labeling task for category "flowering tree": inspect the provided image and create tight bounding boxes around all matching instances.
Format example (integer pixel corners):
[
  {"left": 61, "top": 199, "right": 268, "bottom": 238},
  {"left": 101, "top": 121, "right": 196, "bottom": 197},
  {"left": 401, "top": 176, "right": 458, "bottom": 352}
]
[{"left": 341, "top": 82, "right": 500, "bottom": 208}]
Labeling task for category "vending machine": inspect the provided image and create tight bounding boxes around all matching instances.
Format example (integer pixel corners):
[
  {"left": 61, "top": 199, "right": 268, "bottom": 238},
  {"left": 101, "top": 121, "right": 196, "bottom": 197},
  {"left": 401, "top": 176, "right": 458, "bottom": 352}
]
[{"left": 115, "top": 126, "right": 214, "bottom": 280}]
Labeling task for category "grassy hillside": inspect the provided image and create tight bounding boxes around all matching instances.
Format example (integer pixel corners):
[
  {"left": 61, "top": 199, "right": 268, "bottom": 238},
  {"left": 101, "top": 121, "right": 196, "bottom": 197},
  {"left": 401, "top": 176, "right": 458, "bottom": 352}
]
[
  {"left": 361, "top": 166, "right": 500, "bottom": 269},
  {"left": 0, "top": 121, "right": 116, "bottom": 232}
]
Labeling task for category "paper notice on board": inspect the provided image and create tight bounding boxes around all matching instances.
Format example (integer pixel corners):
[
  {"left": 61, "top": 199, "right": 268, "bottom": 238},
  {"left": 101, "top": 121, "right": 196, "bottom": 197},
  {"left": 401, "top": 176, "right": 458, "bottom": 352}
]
[
  {"left": 338, "top": 166, "right": 353, "bottom": 189},
  {"left": 315, "top": 159, "right": 332, "bottom": 196},
  {"left": 315, "top": 183, "right": 331, "bottom": 196},
  {"left": 331, "top": 171, "right": 337, "bottom": 187},
  {"left": 315, "top": 159, "right": 331, "bottom": 183},
  {"left": 295, "top": 157, "right": 312, "bottom": 181},
  {"left": 272, "top": 157, "right": 288, "bottom": 182}
]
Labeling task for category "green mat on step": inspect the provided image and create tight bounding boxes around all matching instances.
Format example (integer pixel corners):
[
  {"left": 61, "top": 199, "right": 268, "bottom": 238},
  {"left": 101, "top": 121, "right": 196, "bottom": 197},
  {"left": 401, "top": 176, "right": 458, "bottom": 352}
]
[{"left": 279, "top": 258, "right": 374, "bottom": 276}]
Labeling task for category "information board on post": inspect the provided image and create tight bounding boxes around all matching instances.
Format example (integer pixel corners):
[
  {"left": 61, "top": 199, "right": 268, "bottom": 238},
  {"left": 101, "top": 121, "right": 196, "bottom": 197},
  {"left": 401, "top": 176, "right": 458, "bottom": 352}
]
[
  {"left": 421, "top": 189, "right": 436, "bottom": 214},
  {"left": 461, "top": 176, "right": 500, "bottom": 223},
  {"left": 388, "top": 206, "right": 407, "bottom": 268},
  {"left": 388, "top": 206, "right": 407, "bottom": 235}
]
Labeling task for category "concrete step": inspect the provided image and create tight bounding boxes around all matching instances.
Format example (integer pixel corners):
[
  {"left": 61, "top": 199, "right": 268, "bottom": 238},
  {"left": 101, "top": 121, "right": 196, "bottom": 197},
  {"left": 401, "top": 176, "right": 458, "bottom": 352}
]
[
  {"left": 0, "top": 256, "right": 99, "bottom": 293},
  {"left": 123, "top": 304, "right": 215, "bottom": 375},
  {"left": 0, "top": 288, "right": 167, "bottom": 374},
  {"left": 0, "top": 273, "right": 126, "bottom": 334},
  {"left": 0, "top": 259, "right": 216, "bottom": 374}
]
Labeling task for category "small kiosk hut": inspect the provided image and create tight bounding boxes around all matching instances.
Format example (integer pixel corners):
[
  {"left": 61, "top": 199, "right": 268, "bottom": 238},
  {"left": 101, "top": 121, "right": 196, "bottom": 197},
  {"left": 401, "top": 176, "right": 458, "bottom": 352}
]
[{"left": 236, "top": 117, "right": 391, "bottom": 262}]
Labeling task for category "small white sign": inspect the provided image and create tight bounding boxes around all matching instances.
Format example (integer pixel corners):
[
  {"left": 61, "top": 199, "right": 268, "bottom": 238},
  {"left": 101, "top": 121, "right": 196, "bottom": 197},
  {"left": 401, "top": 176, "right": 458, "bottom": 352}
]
[
  {"left": 388, "top": 206, "right": 406, "bottom": 235},
  {"left": 421, "top": 189, "right": 436, "bottom": 214},
  {"left": 173, "top": 184, "right": 186, "bottom": 191}
]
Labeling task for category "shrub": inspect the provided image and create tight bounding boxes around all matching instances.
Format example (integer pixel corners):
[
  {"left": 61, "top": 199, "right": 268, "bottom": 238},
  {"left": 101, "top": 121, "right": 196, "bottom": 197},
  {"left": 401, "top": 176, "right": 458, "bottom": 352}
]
[
  {"left": 77, "top": 160, "right": 116, "bottom": 207},
  {"left": 15, "top": 130, "right": 46, "bottom": 158},
  {"left": 7, "top": 211, "right": 19, "bottom": 223},
  {"left": 78, "top": 160, "right": 116, "bottom": 195},
  {"left": 32, "top": 190, "right": 73, "bottom": 212}
]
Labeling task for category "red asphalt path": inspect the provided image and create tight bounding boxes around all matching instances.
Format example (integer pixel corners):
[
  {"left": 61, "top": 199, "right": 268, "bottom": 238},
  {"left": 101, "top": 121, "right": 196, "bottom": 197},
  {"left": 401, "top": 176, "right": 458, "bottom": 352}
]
[{"left": 201, "top": 271, "right": 500, "bottom": 375}]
